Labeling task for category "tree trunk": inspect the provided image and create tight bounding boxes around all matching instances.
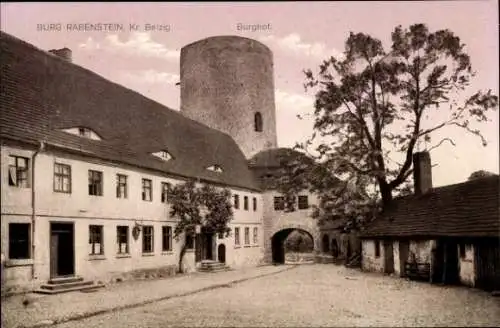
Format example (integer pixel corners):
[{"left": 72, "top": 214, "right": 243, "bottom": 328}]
[{"left": 177, "top": 242, "right": 187, "bottom": 274}]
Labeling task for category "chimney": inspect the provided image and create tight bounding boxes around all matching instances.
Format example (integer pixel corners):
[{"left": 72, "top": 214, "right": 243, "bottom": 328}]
[
  {"left": 48, "top": 48, "right": 72, "bottom": 62},
  {"left": 413, "top": 151, "right": 433, "bottom": 195}
]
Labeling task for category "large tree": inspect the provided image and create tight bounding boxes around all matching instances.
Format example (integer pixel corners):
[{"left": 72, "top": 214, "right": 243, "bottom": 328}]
[
  {"left": 167, "top": 180, "right": 233, "bottom": 273},
  {"left": 278, "top": 24, "right": 498, "bottom": 227}
]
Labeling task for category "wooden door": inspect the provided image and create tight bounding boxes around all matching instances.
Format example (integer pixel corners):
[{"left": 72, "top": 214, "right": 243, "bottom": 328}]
[
  {"left": 205, "top": 234, "right": 213, "bottom": 260},
  {"left": 58, "top": 230, "right": 75, "bottom": 276},
  {"left": 195, "top": 234, "right": 202, "bottom": 262},
  {"left": 384, "top": 240, "right": 395, "bottom": 274},
  {"left": 444, "top": 241, "right": 459, "bottom": 284},
  {"left": 50, "top": 223, "right": 75, "bottom": 278},
  {"left": 475, "top": 240, "right": 500, "bottom": 291},
  {"left": 218, "top": 244, "right": 226, "bottom": 263},
  {"left": 50, "top": 233, "right": 59, "bottom": 278},
  {"left": 399, "top": 241, "right": 409, "bottom": 277}
]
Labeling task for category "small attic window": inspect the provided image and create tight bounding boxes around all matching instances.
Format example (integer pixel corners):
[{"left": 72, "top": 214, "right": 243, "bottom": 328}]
[
  {"left": 206, "top": 165, "right": 223, "bottom": 173},
  {"left": 152, "top": 150, "right": 173, "bottom": 161},
  {"left": 79, "top": 127, "right": 95, "bottom": 138},
  {"left": 61, "top": 127, "right": 102, "bottom": 141}
]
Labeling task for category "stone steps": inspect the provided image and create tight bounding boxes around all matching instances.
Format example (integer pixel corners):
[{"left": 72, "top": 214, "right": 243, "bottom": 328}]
[
  {"left": 198, "top": 260, "right": 230, "bottom": 273},
  {"left": 34, "top": 276, "right": 105, "bottom": 295}
]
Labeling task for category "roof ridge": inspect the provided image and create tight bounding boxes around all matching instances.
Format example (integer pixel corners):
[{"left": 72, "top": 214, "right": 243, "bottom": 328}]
[
  {"left": 432, "top": 174, "right": 499, "bottom": 190},
  {"left": 0, "top": 30, "right": 240, "bottom": 145},
  {"left": 1, "top": 30, "right": 259, "bottom": 191}
]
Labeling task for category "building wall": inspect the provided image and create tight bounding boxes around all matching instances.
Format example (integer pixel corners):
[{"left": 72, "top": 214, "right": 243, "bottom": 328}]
[
  {"left": 362, "top": 239, "right": 436, "bottom": 275},
  {"left": 458, "top": 243, "right": 475, "bottom": 287},
  {"left": 318, "top": 230, "right": 342, "bottom": 254},
  {"left": 1, "top": 144, "right": 264, "bottom": 291},
  {"left": 362, "top": 238, "right": 478, "bottom": 289},
  {"left": 218, "top": 223, "right": 264, "bottom": 268},
  {"left": 361, "top": 239, "right": 385, "bottom": 273}
]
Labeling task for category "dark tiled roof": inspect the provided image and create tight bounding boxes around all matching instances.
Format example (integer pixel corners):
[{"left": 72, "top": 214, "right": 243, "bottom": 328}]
[
  {"left": 248, "top": 147, "right": 315, "bottom": 190},
  {"left": 361, "top": 175, "right": 500, "bottom": 238},
  {"left": 248, "top": 147, "right": 311, "bottom": 168},
  {"left": 0, "top": 31, "right": 259, "bottom": 191}
]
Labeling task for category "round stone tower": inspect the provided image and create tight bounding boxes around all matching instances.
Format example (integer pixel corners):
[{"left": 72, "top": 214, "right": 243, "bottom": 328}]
[{"left": 180, "top": 36, "right": 278, "bottom": 159}]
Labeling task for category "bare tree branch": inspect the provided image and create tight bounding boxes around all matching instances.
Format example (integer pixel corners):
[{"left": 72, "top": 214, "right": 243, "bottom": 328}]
[{"left": 427, "top": 138, "right": 456, "bottom": 152}]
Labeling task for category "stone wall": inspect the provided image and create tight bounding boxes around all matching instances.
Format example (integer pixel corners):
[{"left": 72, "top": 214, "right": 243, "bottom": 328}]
[
  {"left": 180, "top": 36, "right": 278, "bottom": 159},
  {"left": 361, "top": 239, "right": 384, "bottom": 273},
  {"left": 262, "top": 191, "right": 320, "bottom": 263}
]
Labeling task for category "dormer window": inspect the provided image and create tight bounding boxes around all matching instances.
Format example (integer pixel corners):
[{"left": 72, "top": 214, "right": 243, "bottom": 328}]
[
  {"left": 61, "top": 127, "right": 102, "bottom": 141},
  {"left": 79, "top": 127, "right": 90, "bottom": 137},
  {"left": 206, "top": 165, "right": 223, "bottom": 173},
  {"left": 152, "top": 150, "right": 173, "bottom": 162}
]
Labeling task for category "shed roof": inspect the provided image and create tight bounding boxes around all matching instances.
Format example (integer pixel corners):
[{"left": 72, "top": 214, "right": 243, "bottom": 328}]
[
  {"left": 361, "top": 175, "right": 500, "bottom": 238},
  {"left": 0, "top": 31, "right": 260, "bottom": 191}
]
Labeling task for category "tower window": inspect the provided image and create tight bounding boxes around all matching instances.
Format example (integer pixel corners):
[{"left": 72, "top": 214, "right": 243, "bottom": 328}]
[{"left": 254, "top": 112, "right": 263, "bottom": 132}]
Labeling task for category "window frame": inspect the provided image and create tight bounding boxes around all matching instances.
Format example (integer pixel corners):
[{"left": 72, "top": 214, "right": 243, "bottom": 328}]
[
  {"left": 233, "top": 194, "right": 240, "bottom": 209},
  {"left": 142, "top": 178, "right": 153, "bottom": 202},
  {"left": 54, "top": 163, "right": 71, "bottom": 193},
  {"left": 88, "top": 170, "right": 103, "bottom": 196},
  {"left": 116, "top": 174, "right": 128, "bottom": 199},
  {"left": 161, "top": 182, "right": 170, "bottom": 203},
  {"left": 8, "top": 155, "right": 30, "bottom": 188},
  {"left": 244, "top": 227, "right": 250, "bottom": 245},
  {"left": 89, "top": 225, "right": 104, "bottom": 255},
  {"left": 374, "top": 240, "right": 380, "bottom": 258},
  {"left": 298, "top": 195, "right": 309, "bottom": 210},
  {"left": 274, "top": 196, "right": 285, "bottom": 211},
  {"left": 78, "top": 127, "right": 92, "bottom": 138},
  {"left": 8, "top": 223, "right": 31, "bottom": 260},
  {"left": 116, "top": 225, "right": 129, "bottom": 254},
  {"left": 234, "top": 227, "right": 240, "bottom": 246},
  {"left": 253, "top": 227, "right": 258, "bottom": 244},
  {"left": 243, "top": 196, "right": 249, "bottom": 211},
  {"left": 162, "top": 226, "right": 173, "bottom": 252},
  {"left": 253, "top": 197, "right": 257, "bottom": 211},
  {"left": 142, "top": 225, "right": 154, "bottom": 253}
]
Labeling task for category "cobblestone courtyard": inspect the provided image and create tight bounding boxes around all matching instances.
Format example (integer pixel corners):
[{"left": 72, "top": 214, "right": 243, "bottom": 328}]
[{"left": 46, "top": 264, "right": 500, "bottom": 328}]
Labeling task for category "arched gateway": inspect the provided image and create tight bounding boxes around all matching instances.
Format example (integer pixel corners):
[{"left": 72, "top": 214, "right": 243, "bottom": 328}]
[
  {"left": 266, "top": 222, "right": 320, "bottom": 264},
  {"left": 248, "top": 147, "right": 323, "bottom": 264},
  {"left": 271, "top": 228, "right": 315, "bottom": 264}
]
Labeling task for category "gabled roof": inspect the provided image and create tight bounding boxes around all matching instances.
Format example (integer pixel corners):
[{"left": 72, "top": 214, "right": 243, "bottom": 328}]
[
  {"left": 0, "top": 31, "right": 259, "bottom": 191},
  {"left": 361, "top": 175, "right": 500, "bottom": 238}
]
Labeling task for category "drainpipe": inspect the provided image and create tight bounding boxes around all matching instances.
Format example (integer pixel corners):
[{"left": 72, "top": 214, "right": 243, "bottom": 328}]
[{"left": 31, "top": 141, "right": 45, "bottom": 279}]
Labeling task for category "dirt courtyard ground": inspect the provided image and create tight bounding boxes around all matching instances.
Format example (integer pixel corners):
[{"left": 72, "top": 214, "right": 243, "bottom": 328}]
[{"left": 50, "top": 264, "right": 500, "bottom": 327}]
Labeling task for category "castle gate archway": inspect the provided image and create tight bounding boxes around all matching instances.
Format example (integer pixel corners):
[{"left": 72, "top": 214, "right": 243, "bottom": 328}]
[{"left": 271, "top": 228, "right": 315, "bottom": 264}]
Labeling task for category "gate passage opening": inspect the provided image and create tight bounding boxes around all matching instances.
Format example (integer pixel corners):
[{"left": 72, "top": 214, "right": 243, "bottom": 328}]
[{"left": 271, "top": 228, "right": 314, "bottom": 264}]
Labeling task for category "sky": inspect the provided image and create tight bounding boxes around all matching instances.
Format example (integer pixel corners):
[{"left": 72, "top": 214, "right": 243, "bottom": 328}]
[{"left": 1, "top": 1, "right": 498, "bottom": 187}]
